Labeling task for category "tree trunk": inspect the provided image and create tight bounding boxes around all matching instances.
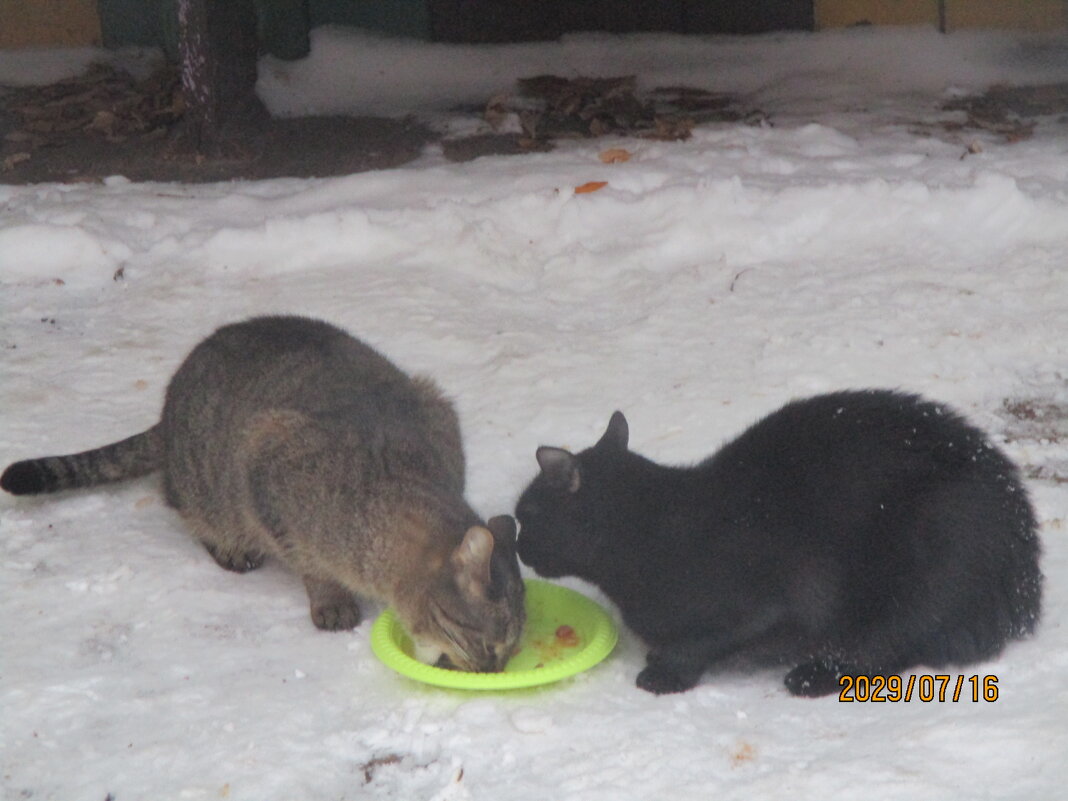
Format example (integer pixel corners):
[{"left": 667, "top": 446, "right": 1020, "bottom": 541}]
[{"left": 176, "top": 0, "right": 266, "bottom": 154}]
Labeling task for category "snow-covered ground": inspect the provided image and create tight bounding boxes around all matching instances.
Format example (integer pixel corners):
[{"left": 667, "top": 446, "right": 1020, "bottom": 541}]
[{"left": 2, "top": 25, "right": 1067, "bottom": 801}]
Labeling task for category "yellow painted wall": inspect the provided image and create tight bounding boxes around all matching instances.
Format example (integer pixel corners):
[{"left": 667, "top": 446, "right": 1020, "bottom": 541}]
[
  {"left": 946, "top": 0, "right": 1066, "bottom": 31},
  {"left": 815, "top": 0, "right": 939, "bottom": 29},
  {"left": 0, "top": 0, "right": 102, "bottom": 48},
  {"left": 816, "top": 0, "right": 1067, "bottom": 30}
]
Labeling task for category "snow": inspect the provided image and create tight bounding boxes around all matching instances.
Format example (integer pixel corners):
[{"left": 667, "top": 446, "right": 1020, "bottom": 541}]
[
  {"left": 2, "top": 25, "right": 1068, "bottom": 801},
  {"left": 0, "top": 46, "right": 161, "bottom": 87}
]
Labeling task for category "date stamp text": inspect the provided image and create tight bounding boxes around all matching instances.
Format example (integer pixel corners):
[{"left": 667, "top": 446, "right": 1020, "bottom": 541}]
[{"left": 838, "top": 674, "right": 999, "bottom": 703}]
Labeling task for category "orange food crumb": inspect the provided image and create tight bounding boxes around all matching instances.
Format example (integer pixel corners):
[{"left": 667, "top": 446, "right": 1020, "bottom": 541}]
[
  {"left": 529, "top": 624, "right": 582, "bottom": 665},
  {"left": 598, "top": 148, "right": 632, "bottom": 164},
  {"left": 555, "top": 625, "right": 580, "bottom": 647},
  {"left": 574, "top": 181, "right": 608, "bottom": 194}
]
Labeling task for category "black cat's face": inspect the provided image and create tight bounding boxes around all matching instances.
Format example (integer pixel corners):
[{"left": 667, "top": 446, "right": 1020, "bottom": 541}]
[
  {"left": 515, "top": 464, "right": 597, "bottom": 579},
  {"left": 516, "top": 412, "right": 629, "bottom": 581}
]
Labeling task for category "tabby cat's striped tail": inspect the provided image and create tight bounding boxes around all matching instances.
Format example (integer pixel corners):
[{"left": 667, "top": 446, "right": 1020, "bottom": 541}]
[{"left": 1, "top": 425, "right": 162, "bottom": 496}]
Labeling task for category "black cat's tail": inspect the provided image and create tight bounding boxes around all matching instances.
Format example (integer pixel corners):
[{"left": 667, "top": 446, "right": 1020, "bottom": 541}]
[{"left": 1, "top": 425, "right": 162, "bottom": 495}]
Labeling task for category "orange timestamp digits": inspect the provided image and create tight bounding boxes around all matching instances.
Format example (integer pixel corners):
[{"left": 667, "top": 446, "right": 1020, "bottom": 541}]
[{"left": 838, "top": 674, "right": 999, "bottom": 703}]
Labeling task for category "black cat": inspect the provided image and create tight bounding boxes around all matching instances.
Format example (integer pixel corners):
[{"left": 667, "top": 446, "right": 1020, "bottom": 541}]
[{"left": 515, "top": 390, "right": 1042, "bottom": 696}]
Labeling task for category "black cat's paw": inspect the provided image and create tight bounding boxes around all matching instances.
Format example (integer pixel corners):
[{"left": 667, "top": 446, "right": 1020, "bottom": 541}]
[
  {"left": 204, "top": 542, "right": 266, "bottom": 573},
  {"left": 311, "top": 600, "right": 362, "bottom": 631},
  {"left": 784, "top": 660, "right": 844, "bottom": 697},
  {"left": 636, "top": 664, "right": 701, "bottom": 695}
]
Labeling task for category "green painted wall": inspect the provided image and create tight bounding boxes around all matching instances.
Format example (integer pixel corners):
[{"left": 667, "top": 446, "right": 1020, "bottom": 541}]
[
  {"left": 309, "top": 0, "right": 429, "bottom": 39},
  {"left": 97, "top": 0, "right": 430, "bottom": 59},
  {"left": 96, "top": 0, "right": 825, "bottom": 53},
  {"left": 98, "top": 0, "right": 164, "bottom": 47}
]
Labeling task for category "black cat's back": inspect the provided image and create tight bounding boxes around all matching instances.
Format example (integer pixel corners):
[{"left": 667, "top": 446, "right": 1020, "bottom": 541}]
[
  {"left": 703, "top": 391, "right": 1041, "bottom": 660},
  {"left": 516, "top": 389, "right": 1042, "bottom": 696},
  {"left": 703, "top": 390, "right": 1035, "bottom": 556}
]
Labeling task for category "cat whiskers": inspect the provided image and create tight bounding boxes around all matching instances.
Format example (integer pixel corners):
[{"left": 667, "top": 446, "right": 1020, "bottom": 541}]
[{"left": 429, "top": 602, "right": 476, "bottom": 670}]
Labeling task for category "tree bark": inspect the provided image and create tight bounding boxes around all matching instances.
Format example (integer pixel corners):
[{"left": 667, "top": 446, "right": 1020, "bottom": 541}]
[{"left": 176, "top": 0, "right": 266, "bottom": 154}]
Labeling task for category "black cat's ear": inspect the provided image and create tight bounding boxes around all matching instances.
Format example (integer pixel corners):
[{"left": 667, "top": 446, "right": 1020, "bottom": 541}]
[
  {"left": 536, "top": 446, "right": 581, "bottom": 493},
  {"left": 486, "top": 515, "right": 518, "bottom": 547},
  {"left": 595, "top": 411, "right": 629, "bottom": 452}
]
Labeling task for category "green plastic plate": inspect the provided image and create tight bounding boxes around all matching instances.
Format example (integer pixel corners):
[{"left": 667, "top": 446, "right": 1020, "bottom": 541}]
[{"left": 371, "top": 578, "right": 618, "bottom": 690}]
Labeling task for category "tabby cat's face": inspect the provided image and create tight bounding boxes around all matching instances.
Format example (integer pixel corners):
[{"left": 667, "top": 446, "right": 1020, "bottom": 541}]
[{"left": 408, "top": 516, "right": 526, "bottom": 672}]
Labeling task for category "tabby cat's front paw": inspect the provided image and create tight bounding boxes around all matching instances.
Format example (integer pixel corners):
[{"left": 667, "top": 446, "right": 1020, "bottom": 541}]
[
  {"left": 204, "top": 542, "right": 266, "bottom": 573},
  {"left": 311, "top": 600, "right": 362, "bottom": 631}
]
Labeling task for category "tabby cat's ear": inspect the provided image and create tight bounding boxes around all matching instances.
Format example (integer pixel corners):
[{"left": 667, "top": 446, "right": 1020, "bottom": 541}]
[
  {"left": 536, "top": 446, "right": 581, "bottom": 493},
  {"left": 595, "top": 411, "right": 629, "bottom": 452},
  {"left": 452, "top": 525, "right": 495, "bottom": 597}
]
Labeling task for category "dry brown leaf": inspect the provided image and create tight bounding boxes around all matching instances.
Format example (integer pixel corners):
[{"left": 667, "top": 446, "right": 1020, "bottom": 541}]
[
  {"left": 574, "top": 181, "right": 608, "bottom": 194},
  {"left": 88, "top": 110, "right": 118, "bottom": 134},
  {"left": 3, "top": 152, "right": 31, "bottom": 171},
  {"left": 599, "top": 148, "right": 631, "bottom": 164},
  {"left": 483, "top": 92, "right": 511, "bottom": 131},
  {"left": 646, "top": 115, "right": 694, "bottom": 141},
  {"left": 1005, "top": 126, "right": 1034, "bottom": 143}
]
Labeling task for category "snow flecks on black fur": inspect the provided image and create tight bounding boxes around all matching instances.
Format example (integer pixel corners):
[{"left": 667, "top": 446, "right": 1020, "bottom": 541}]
[{"left": 516, "top": 389, "right": 1043, "bottom": 697}]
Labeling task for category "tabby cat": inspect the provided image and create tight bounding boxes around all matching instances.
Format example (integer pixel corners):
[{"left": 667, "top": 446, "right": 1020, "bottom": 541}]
[{"left": 3, "top": 315, "right": 525, "bottom": 672}]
